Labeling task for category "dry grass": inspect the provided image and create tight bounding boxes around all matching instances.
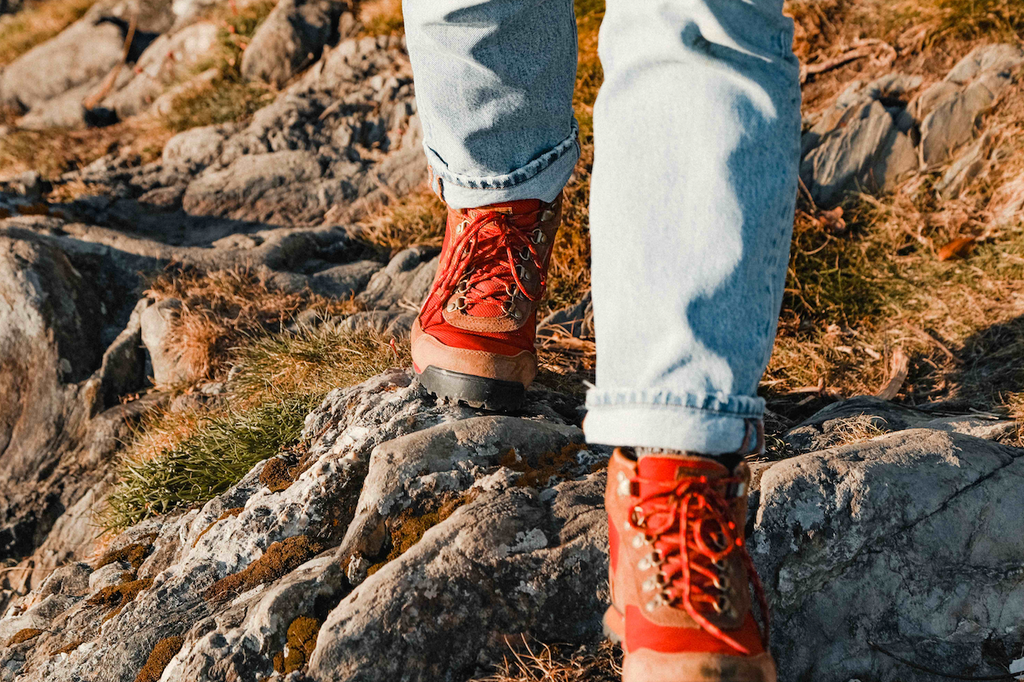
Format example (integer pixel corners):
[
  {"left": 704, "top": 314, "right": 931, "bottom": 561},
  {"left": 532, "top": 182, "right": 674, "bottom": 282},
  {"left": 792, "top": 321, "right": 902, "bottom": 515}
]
[
  {"left": 0, "top": 116, "right": 172, "bottom": 180},
  {"left": 766, "top": 70, "right": 1024, "bottom": 421},
  {"left": 474, "top": 638, "right": 621, "bottom": 682},
  {"left": 357, "top": 0, "right": 403, "bottom": 36},
  {"left": 353, "top": 186, "right": 447, "bottom": 251},
  {"left": 144, "top": 265, "right": 355, "bottom": 386},
  {"left": 230, "top": 324, "right": 412, "bottom": 402},
  {"left": 0, "top": 0, "right": 97, "bottom": 67},
  {"left": 541, "top": 0, "right": 603, "bottom": 314}
]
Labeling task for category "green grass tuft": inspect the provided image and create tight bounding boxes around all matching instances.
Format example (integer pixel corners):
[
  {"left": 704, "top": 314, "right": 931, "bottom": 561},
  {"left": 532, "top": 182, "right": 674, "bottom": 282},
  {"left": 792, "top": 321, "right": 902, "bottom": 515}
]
[
  {"left": 103, "top": 327, "right": 407, "bottom": 531},
  {"left": 104, "top": 398, "right": 314, "bottom": 530}
]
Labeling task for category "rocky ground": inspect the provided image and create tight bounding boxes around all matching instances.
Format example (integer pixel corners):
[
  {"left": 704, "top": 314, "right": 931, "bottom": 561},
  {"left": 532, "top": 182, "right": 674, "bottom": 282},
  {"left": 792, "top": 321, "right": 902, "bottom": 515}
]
[{"left": 1, "top": 0, "right": 1024, "bottom": 680}]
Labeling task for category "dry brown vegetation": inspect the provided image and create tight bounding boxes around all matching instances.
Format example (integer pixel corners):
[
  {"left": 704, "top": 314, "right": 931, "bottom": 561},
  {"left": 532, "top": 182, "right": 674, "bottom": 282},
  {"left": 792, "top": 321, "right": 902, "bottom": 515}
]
[
  {"left": 0, "top": 115, "right": 172, "bottom": 180},
  {"left": 6, "top": 628, "right": 43, "bottom": 646},
  {"left": 473, "top": 638, "right": 621, "bottom": 682},
  {"left": 87, "top": 577, "right": 154, "bottom": 620},
  {"left": 272, "top": 616, "right": 321, "bottom": 674},
  {"left": 353, "top": 186, "right": 447, "bottom": 251},
  {"left": 105, "top": 321, "right": 408, "bottom": 529},
  {"left": 356, "top": 0, "right": 403, "bottom": 36},
  {"left": 0, "top": 0, "right": 96, "bottom": 67},
  {"left": 144, "top": 265, "right": 355, "bottom": 386}
]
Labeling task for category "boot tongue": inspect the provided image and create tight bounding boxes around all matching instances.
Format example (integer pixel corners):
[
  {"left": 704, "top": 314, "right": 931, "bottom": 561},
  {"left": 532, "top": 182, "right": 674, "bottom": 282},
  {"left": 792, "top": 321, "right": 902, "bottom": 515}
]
[
  {"left": 636, "top": 453, "right": 730, "bottom": 498},
  {"left": 469, "top": 199, "right": 542, "bottom": 228}
]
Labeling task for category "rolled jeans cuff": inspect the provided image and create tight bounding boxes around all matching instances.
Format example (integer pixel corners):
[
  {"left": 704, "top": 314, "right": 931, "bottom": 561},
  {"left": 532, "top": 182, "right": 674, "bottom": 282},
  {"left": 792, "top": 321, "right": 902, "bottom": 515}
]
[
  {"left": 583, "top": 388, "right": 765, "bottom": 455},
  {"left": 426, "top": 120, "right": 580, "bottom": 209}
]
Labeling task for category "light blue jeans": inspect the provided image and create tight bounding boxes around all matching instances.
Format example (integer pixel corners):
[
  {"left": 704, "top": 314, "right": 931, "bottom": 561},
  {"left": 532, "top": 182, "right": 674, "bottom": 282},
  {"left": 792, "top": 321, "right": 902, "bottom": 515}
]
[{"left": 404, "top": 0, "right": 801, "bottom": 455}]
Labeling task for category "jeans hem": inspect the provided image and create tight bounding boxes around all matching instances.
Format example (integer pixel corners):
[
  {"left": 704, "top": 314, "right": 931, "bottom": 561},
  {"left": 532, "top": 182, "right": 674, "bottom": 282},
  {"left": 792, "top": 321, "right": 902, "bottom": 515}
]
[
  {"left": 583, "top": 389, "right": 765, "bottom": 455},
  {"left": 426, "top": 120, "right": 580, "bottom": 209}
]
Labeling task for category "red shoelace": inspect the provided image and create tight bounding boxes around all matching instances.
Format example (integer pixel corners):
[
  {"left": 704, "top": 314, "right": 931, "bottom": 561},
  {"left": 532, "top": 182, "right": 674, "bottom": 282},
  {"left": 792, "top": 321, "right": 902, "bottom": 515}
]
[
  {"left": 422, "top": 210, "right": 545, "bottom": 323},
  {"left": 627, "top": 473, "right": 770, "bottom": 655}
]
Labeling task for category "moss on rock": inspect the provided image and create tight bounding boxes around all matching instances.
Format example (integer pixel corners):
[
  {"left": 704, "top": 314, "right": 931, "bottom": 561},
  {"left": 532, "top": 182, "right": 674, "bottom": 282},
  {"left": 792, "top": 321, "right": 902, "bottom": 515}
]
[
  {"left": 203, "top": 536, "right": 322, "bottom": 601},
  {"left": 499, "top": 443, "right": 586, "bottom": 488},
  {"left": 366, "top": 492, "right": 476, "bottom": 577},
  {"left": 95, "top": 534, "right": 158, "bottom": 570},
  {"left": 259, "top": 457, "right": 295, "bottom": 493},
  {"left": 134, "top": 635, "right": 184, "bottom": 682},
  {"left": 272, "top": 616, "right": 321, "bottom": 674},
  {"left": 7, "top": 628, "right": 43, "bottom": 646},
  {"left": 87, "top": 577, "right": 154, "bottom": 620}
]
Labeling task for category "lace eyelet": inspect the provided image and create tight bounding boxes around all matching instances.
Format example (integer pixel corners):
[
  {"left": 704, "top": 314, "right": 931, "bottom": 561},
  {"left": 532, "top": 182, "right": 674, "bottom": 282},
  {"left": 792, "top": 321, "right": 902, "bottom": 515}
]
[
  {"left": 645, "top": 594, "right": 668, "bottom": 613},
  {"left": 713, "top": 595, "right": 731, "bottom": 614},
  {"left": 540, "top": 209, "right": 555, "bottom": 222},
  {"left": 712, "top": 574, "right": 730, "bottom": 591},
  {"left": 518, "top": 246, "right": 532, "bottom": 261},
  {"left": 631, "top": 533, "right": 646, "bottom": 549},
  {"left": 455, "top": 220, "right": 468, "bottom": 235},
  {"left": 531, "top": 229, "right": 546, "bottom": 245}
]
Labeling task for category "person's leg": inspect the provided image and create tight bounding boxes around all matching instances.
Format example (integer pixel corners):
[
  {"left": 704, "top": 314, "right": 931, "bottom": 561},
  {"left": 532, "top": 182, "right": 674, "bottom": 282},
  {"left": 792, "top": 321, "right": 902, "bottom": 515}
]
[
  {"left": 404, "top": 0, "right": 581, "bottom": 410},
  {"left": 584, "top": 0, "right": 801, "bottom": 455},
  {"left": 402, "top": 0, "right": 580, "bottom": 209},
  {"left": 587, "top": 2, "right": 800, "bottom": 681}
]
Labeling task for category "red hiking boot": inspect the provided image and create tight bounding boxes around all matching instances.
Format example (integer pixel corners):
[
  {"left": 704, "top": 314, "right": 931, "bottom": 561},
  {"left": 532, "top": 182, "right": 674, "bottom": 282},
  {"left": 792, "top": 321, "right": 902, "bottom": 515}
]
[
  {"left": 411, "top": 193, "right": 562, "bottom": 411},
  {"left": 604, "top": 429, "right": 776, "bottom": 682}
]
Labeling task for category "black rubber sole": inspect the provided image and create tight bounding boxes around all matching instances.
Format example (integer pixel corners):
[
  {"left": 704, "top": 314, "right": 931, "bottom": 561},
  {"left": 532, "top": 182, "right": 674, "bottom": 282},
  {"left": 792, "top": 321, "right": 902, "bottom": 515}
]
[{"left": 416, "top": 366, "right": 525, "bottom": 412}]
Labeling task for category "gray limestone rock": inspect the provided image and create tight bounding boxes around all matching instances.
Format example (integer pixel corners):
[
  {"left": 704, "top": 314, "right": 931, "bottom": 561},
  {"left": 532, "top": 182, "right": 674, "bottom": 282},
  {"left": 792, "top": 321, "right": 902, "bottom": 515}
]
[
  {"left": 356, "top": 246, "right": 439, "bottom": 310},
  {"left": 753, "top": 429, "right": 1024, "bottom": 682},
  {"left": 36, "top": 563, "right": 92, "bottom": 599},
  {"left": 95, "top": 298, "right": 149, "bottom": 410},
  {"left": 935, "top": 128, "right": 997, "bottom": 198},
  {"left": 14, "top": 83, "right": 94, "bottom": 131},
  {"left": 0, "top": 232, "right": 134, "bottom": 566},
  {"left": 240, "top": 0, "right": 345, "bottom": 88},
  {"left": 334, "top": 309, "right": 417, "bottom": 336},
  {"left": 182, "top": 150, "right": 325, "bottom": 224},
  {"left": 64, "top": 34, "right": 425, "bottom": 227},
  {"left": 308, "top": 259, "right": 382, "bottom": 299},
  {"left": 916, "top": 44, "right": 1024, "bottom": 167},
  {"left": 945, "top": 43, "right": 1024, "bottom": 85},
  {"left": 308, "top": 479, "right": 608, "bottom": 681},
  {"left": 784, "top": 395, "right": 1017, "bottom": 452},
  {"left": 0, "top": 11, "right": 124, "bottom": 110},
  {"left": 103, "top": 21, "right": 221, "bottom": 119},
  {"left": 161, "top": 124, "right": 233, "bottom": 169},
  {"left": 538, "top": 291, "right": 594, "bottom": 340},
  {"left": 989, "top": 171, "right": 1024, "bottom": 226},
  {"left": 801, "top": 100, "right": 917, "bottom": 206},
  {"left": 139, "top": 298, "right": 189, "bottom": 386},
  {"left": 1, "top": 366, "right": 1022, "bottom": 682}
]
